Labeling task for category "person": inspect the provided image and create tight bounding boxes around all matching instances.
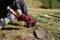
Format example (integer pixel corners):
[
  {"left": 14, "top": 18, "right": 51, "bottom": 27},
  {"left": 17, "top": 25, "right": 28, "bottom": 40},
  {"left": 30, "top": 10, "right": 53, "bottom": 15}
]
[
  {"left": 0, "top": 0, "right": 37, "bottom": 29},
  {"left": 15, "top": 0, "right": 37, "bottom": 27},
  {"left": 0, "top": 0, "right": 21, "bottom": 29}
]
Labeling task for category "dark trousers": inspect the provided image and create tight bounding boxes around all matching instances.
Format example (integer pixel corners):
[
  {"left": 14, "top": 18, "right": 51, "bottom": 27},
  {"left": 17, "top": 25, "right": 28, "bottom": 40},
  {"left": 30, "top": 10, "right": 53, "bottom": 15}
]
[{"left": 16, "top": 0, "right": 28, "bottom": 15}]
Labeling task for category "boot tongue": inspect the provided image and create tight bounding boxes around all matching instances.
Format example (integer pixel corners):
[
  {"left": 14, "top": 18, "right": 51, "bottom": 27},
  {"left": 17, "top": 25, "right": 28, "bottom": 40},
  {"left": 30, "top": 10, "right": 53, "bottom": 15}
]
[{"left": 25, "top": 16, "right": 31, "bottom": 22}]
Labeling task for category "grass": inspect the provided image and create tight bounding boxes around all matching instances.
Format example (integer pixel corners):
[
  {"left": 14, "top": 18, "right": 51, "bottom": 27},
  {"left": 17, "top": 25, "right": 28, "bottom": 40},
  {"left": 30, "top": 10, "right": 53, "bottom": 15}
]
[
  {"left": 0, "top": 0, "right": 60, "bottom": 40},
  {"left": 13, "top": 0, "right": 60, "bottom": 40},
  {"left": 10, "top": 8, "right": 60, "bottom": 40},
  {"left": 12, "top": 12, "right": 60, "bottom": 40},
  {"left": 28, "top": 11, "right": 60, "bottom": 40},
  {"left": 16, "top": 34, "right": 21, "bottom": 39}
]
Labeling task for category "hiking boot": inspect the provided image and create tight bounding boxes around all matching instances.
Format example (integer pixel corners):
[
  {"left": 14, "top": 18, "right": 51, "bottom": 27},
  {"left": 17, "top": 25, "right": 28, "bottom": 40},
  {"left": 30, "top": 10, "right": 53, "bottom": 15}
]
[
  {"left": 0, "top": 25, "right": 4, "bottom": 30},
  {"left": 17, "top": 14, "right": 37, "bottom": 27},
  {"left": 17, "top": 14, "right": 31, "bottom": 21},
  {"left": 0, "top": 19, "right": 5, "bottom": 29},
  {"left": 26, "top": 19, "right": 37, "bottom": 27}
]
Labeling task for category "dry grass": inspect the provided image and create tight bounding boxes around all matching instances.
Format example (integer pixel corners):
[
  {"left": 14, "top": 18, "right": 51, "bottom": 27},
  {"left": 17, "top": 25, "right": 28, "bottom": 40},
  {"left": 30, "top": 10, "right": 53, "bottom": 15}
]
[{"left": 25, "top": 0, "right": 43, "bottom": 8}]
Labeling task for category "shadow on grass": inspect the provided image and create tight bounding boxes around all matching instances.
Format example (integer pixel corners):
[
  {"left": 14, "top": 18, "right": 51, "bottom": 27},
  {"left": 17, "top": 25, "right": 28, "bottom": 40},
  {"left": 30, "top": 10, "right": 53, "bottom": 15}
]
[
  {"left": 8, "top": 23, "right": 20, "bottom": 26},
  {"left": 1, "top": 27, "right": 20, "bottom": 30}
]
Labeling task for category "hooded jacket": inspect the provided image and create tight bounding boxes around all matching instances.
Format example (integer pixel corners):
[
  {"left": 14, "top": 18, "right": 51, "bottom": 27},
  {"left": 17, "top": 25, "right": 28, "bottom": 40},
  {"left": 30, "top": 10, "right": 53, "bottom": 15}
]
[{"left": 0, "top": 0, "right": 20, "bottom": 18}]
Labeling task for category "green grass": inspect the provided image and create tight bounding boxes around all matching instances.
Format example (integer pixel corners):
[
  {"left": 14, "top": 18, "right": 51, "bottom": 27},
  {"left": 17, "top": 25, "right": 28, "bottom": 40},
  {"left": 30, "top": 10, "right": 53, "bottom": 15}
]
[{"left": 29, "top": 12, "right": 60, "bottom": 39}]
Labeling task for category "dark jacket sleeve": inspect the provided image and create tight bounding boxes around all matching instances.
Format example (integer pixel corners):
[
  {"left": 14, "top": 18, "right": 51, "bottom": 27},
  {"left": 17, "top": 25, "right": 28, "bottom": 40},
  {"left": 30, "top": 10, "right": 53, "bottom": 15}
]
[{"left": 10, "top": 0, "right": 20, "bottom": 11}]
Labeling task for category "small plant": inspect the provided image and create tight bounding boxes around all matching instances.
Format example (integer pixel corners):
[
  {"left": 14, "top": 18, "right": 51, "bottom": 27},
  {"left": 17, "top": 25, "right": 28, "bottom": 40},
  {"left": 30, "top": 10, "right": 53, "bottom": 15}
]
[
  {"left": 16, "top": 34, "right": 21, "bottom": 39},
  {"left": 47, "top": 34, "right": 55, "bottom": 40}
]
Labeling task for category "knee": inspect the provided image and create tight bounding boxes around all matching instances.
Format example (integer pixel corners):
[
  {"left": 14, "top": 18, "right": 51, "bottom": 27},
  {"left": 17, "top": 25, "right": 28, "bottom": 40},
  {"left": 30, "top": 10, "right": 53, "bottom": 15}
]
[{"left": 6, "top": 13, "right": 15, "bottom": 20}]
